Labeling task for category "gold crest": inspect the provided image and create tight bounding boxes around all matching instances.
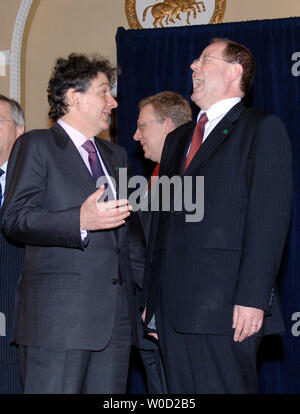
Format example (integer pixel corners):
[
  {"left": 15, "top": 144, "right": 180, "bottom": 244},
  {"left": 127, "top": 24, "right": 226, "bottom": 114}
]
[{"left": 125, "top": 0, "right": 226, "bottom": 29}]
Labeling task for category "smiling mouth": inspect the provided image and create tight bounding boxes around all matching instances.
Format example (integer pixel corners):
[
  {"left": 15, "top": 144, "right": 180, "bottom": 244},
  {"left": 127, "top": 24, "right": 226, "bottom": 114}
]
[
  {"left": 193, "top": 76, "right": 204, "bottom": 90},
  {"left": 141, "top": 142, "right": 148, "bottom": 152},
  {"left": 103, "top": 111, "right": 111, "bottom": 119}
]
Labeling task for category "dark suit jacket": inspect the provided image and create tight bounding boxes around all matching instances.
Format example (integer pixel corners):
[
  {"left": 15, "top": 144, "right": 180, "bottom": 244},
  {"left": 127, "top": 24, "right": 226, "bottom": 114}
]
[
  {"left": 129, "top": 185, "right": 159, "bottom": 350},
  {"left": 0, "top": 208, "right": 24, "bottom": 393},
  {"left": 2, "top": 123, "right": 137, "bottom": 350},
  {"left": 143, "top": 102, "right": 293, "bottom": 336}
]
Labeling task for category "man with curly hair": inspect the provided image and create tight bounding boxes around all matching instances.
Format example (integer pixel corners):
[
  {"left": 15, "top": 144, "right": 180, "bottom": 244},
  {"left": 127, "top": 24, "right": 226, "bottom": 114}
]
[{"left": 2, "top": 54, "right": 137, "bottom": 394}]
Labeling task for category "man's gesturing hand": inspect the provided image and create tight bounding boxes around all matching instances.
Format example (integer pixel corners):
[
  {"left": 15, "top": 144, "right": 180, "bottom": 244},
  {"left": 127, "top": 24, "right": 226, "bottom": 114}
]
[
  {"left": 232, "top": 305, "right": 264, "bottom": 342},
  {"left": 80, "top": 186, "right": 132, "bottom": 231}
]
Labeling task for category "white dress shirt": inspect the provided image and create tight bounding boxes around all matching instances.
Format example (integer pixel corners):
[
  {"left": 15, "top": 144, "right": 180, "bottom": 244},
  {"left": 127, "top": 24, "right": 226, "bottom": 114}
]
[
  {"left": 57, "top": 119, "right": 117, "bottom": 199},
  {"left": 199, "top": 97, "right": 241, "bottom": 143},
  {"left": 57, "top": 119, "right": 116, "bottom": 237},
  {"left": 0, "top": 161, "right": 8, "bottom": 206}
]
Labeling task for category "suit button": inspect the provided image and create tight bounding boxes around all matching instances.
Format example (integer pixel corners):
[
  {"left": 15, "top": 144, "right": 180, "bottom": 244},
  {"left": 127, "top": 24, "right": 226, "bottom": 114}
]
[
  {"left": 115, "top": 248, "right": 120, "bottom": 254},
  {"left": 112, "top": 278, "right": 118, "bottom": 285}
]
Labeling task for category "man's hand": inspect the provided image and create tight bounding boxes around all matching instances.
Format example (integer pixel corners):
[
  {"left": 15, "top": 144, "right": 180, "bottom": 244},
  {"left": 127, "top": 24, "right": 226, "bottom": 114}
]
[
  {"left": 80, "top": 186, "right": 132, "bottom": 231},
  {"left": 232, "top": 305, "right": 264, "bottom": 342},
  {"left": 142, "top": 307, "right": 158, "bottom": 340}
]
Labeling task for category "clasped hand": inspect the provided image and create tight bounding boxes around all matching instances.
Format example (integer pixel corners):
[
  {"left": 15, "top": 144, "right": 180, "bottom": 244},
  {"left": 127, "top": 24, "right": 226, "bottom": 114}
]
[
  {"left": 233, "top": 304, "right": 264, "bottom": 342},
  {"left": 141, "top": 305, "right": 264, "bottom": 343}
]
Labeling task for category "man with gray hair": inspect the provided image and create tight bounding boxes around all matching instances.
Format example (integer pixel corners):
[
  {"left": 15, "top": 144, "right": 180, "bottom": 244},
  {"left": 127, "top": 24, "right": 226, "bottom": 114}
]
[
  {"left": 132, "top": 91, "right": 192, "bottom": 393},
  {"left": 0, "top": 94, "right": 25, "bottom": 393}
]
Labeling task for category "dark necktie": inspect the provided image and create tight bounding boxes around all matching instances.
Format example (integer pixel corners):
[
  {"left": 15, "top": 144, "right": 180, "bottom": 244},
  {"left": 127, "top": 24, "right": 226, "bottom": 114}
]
[
  {"left": 148, "top": 162, "right": 160, "bottom": 192},
  {"left": 82, "top": 139, "right": 111, "bottom": 201},
  {"left": 82, "top": 139, "right": 104, "bottom": 181},
  {"left": 184, "top": 112, "right": 208, "bottom": 172},
  {"left": 0, "top": 168, "right": 5, "bottom": 206}
]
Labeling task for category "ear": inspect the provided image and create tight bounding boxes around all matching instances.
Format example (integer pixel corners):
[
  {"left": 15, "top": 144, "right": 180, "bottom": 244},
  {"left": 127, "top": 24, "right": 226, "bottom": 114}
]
[
  {"left": 227, "top": 62, "right": 243, "bottom": 83},
  {"left": 164, "top": 117, "right": 175, "bottom": 134},
  {"left": 15, "top": 125, "right": 25, "bottom": 139},
  {"left": 64, "top": 88, "right": 81, "bottom": 110}
]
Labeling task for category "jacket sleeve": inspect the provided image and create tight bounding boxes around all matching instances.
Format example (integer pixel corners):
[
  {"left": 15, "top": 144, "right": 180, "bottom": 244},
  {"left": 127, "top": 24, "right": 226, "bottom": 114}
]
[
  {"left": 2, "top": 132, "right": 84, "bottom": 249},
  {"left": 233, "top": 114, "right": 293, "bottom": 312}
]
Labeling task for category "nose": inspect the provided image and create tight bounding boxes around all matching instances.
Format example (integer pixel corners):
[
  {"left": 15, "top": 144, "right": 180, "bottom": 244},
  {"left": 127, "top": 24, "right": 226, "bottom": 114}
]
[
  {"left": 111, "top": 96, "right": 118, "bottom": 108},
  {"left": 133, "top": 127, "right": 141, "bottom": 141},
  {"left": 190, "top": 60, "right": 199, "bottom": 71}
]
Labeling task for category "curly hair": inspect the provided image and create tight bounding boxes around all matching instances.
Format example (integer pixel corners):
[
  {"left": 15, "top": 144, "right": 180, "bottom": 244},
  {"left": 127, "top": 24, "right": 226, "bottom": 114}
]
[
  {"left": 47, "top": 53, "right": 117, "bottom": 121},
  {"left": 138, "top": 91, "right": 192, "bottom": 128}
]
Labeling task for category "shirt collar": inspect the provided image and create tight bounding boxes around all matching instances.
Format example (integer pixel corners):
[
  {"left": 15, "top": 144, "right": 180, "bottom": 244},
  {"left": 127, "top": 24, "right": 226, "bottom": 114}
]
[
  {"left": 0, "top": 161, "right": 8, "bottom": 174},
  {"left": 198, "top": 97, "right": 241, "bottom": 122},
  {"left": 58, "top": 119, "right": 94, "bottom": 148}
]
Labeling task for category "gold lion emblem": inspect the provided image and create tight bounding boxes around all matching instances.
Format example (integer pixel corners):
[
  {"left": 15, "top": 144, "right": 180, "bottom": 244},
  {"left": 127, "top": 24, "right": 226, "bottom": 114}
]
[{"left": 143, "top": 0, "right": 206, "bottom": 28}]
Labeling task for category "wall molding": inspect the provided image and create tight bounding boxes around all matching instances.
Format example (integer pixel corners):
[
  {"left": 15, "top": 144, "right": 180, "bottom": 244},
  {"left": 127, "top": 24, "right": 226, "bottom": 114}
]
[
  {"left": 9, "top": 0, "right": 34, "bottom": 102},
  {"left": 0, "top": 50, "right": 10, "bottom": 65}
]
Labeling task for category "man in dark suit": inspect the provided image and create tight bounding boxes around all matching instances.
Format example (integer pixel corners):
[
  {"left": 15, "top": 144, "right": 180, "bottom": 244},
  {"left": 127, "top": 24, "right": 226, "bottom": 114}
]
[
  {"left": 0, "top": 95, "right": 25, "bottom": 393},
  {"left": 2, "top": 54, "right": 137, "bottom": 394},
  {"left": 142, "top": 38, "right": 293, "bottom": 393},
  {"left": 132, "top": 91, "right": 192, "bottom": 393}
]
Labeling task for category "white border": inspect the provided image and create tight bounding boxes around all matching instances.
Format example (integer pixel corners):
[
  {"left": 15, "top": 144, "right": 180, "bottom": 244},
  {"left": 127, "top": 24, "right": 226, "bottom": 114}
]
[{"left": 9, "top": 0, "right": 34, "bottom": 102}]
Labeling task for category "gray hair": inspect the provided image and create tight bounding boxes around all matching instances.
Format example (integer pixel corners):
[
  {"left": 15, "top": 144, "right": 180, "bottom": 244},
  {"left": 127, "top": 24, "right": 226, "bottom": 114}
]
[
  {"left": 0, "top": 94, "right": 25, "bottom": 127},
  {"left": 138, "top": 91, "right": 192, "bottom": 128}
]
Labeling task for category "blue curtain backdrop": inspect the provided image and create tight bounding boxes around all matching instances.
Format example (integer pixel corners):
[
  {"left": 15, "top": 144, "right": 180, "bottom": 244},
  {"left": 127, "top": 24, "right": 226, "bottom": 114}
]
[{"left": 116, "top": 17, "right": 300, "bottom": 394}]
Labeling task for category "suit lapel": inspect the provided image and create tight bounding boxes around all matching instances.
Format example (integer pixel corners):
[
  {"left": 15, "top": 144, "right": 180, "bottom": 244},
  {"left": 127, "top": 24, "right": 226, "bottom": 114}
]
[
  {"left": 94, "top": 138, "right": 129, "bottom": 245},
  {"left": 184, "top": 102, "right": 245, "bottom": 175},
  {"left": 138, "top": 181, "right": 155, "bottom": 241},
  {"left": 51, "top": 124, "right": 119, "bottom": 244},
  {"left": 93, "top": 138, "right": 119, "bottom": 196},
  {"left": 162, "top": 121, "right": 195, "bottom": 177},
  {"left": 51, "top": 123, "right": 96, "bottom": 197}
]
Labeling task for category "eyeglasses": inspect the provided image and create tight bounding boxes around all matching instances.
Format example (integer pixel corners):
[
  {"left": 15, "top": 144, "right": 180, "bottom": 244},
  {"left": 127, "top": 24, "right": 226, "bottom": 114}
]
[
  {"left": 192, "top": 55, "right": 237, "bottom": 66},
  {"left": 0, "top": 118, "right": 14, "bottom": 124},
  {"left": 137, "top": 118, "right": 164, "bottom": 132}
]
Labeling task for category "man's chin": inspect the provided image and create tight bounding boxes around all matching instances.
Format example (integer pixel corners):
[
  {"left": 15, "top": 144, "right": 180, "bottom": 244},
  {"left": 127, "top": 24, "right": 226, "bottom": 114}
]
[{"left": 191, "top": 91, "right": 201, "bottom": 106}]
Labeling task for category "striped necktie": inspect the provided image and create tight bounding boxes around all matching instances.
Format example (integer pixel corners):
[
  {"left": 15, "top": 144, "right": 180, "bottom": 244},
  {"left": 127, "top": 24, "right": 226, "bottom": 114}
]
[
  {"left": 82, "top": 140, "right": 104, "bottom": 181},
  {"left": 184, "top": 112, "right": 208, "bottom": 172}
]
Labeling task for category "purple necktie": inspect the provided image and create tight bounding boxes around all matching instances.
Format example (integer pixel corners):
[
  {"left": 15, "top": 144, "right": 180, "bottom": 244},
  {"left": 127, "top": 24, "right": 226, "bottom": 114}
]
[
  {"left": 82, "top": 140, "right": 104, "bottom": 181},
  {"left": 82, "top": 139, "right": 110, "bottom": 201},
  {"left": 82, "top": 140, "right": 122, "bottom": 285},
  {"left": 0, "top": 168, "right": 4, "bottom": 206}
]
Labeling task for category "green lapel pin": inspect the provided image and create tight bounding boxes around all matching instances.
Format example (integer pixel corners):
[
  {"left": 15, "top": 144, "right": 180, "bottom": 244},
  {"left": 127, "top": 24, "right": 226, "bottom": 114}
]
[{"left": 223, "top": 129, "right": 229, "bottom": 134}]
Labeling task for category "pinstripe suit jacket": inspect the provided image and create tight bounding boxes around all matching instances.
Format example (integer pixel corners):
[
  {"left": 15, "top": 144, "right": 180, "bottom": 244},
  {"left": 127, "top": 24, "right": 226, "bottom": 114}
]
[
  {"left": 0, "top": 209, "right": 24, "bottom": 393},
  {"left": 143, "top": 102, "right": 292, "bottom": 336}
]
